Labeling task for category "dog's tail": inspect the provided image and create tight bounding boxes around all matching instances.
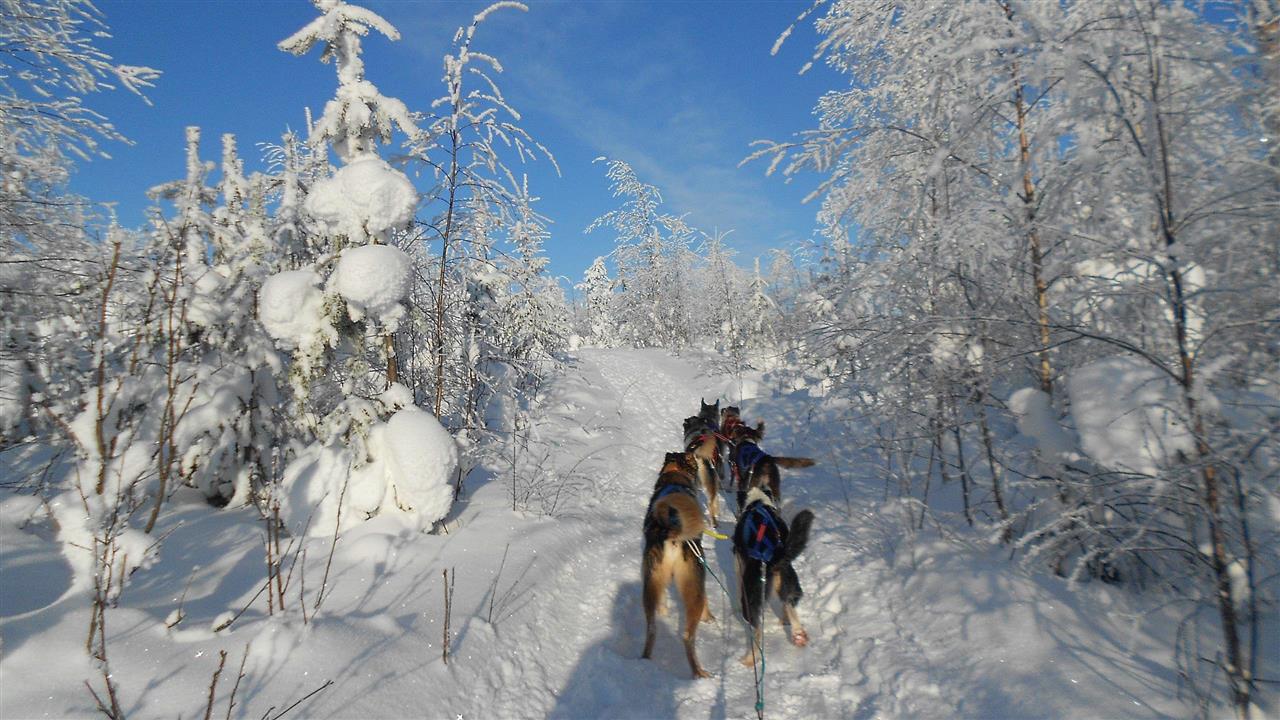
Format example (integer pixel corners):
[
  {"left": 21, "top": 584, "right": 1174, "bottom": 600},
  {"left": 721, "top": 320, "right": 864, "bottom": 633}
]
[
  {"left": 772, "top": 456, "right": 816, "bottom": 469},
  {"left": 645, "top": 493, "right": 706, "bottom": 545},
  {"left": 780, "top": 509, "right": 815, "bottom": 563}
]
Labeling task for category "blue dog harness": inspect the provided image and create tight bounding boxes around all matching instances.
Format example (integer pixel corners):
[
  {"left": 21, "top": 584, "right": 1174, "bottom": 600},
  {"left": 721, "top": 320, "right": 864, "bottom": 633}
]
[
  {"left": 736, "top": 442, "right": 767, "bottom": 470},
  {"left": 650, "top": 483, "right": 695, "bottom": 510},
  {"left": 733, "top": 442, "right": 768, "bottom": 490},
  {"left": 739, "top": 503, "right": 781, "bottom": 562}
]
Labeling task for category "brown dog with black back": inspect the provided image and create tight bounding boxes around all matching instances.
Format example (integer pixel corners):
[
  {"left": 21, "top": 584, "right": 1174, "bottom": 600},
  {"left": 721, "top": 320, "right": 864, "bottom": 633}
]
[
  {"left": 641, "top": 451, "right": 714, "bottom": 678},
  {"left": 682, "top": 400, "right": 723, "bottom": 527}
]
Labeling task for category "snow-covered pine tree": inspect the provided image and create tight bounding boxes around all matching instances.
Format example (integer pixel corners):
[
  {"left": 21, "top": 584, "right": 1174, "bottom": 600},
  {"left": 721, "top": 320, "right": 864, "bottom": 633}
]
[
  {"left": 577, "top": 256, "right": 616, "bottom": 347},
  {"left": 588, "top": 158, "right": 695, "bottom": 349},
  {"left": 699, "top": 229, "right": 746, "bottom": 356},
  {"left": 499, "top": 179, "right": 568, "bottom": 389},
  {"left": 268, "top": 0, "right": 459, "bottom": 537}
]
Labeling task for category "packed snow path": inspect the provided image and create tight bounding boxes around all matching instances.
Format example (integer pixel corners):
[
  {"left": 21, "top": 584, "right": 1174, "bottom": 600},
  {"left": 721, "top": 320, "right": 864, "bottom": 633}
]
[
  {"left": 0, "top": 348, "right": 1193, "bottom": 719},
  {"left": 444, "top": 348, "right": 864, "bottom": 718}
]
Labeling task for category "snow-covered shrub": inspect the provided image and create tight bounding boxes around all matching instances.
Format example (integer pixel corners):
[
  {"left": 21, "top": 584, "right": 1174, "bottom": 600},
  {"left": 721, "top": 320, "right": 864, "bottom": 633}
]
[
  {"left": 380, "top": 407, "right": 458, "bottom": 524},
  {"left": 278, "top": 403, "right": 457, "bottom": 536}
]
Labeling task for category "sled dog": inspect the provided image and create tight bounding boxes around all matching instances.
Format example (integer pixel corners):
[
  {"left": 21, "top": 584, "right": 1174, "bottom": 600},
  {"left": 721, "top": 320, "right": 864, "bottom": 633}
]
[
  {"left": 733, "top": 486, "right": 814, "bottom": 665},
  {"left": 726, "top": 420, "right": 815, "bottom": 512},
  {"left": 682, "top": 412, "right": 723, "bottom": 527},
  {"left": 641, "top": 451, "right": 714, "bottom": 678},
  {"left": 697, "top": 397, "right": 720, "bottom": 427}
]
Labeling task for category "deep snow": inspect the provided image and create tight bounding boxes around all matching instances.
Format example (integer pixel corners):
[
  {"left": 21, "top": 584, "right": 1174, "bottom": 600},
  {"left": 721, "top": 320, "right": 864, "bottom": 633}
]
[{"left": 1, "top": 349, "right": 1208, "bottom": 718}]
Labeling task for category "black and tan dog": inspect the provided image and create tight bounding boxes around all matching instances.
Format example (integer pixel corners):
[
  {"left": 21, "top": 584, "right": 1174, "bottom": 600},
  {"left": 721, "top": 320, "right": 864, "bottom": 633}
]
[
  {"left": 733, "top": 486, "right": 814, "bottom": 665},
  {"left": 641, "top": 451, "right": 714, "bottom": 678},
  {"left": 726, "top": 420, "right": 815, "bottom": 512},
  {"left": 697, "top": 398, "right": 719, "bottom": 427},
  {"left": 682, "top": 410, "right": 723, "bottom": 527}
]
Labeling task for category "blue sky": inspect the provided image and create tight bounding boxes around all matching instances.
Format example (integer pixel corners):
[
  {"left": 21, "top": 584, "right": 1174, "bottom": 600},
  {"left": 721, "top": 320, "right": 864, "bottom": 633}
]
[{"left": 72, "top": 0, "right": 841, "bottom": 283}]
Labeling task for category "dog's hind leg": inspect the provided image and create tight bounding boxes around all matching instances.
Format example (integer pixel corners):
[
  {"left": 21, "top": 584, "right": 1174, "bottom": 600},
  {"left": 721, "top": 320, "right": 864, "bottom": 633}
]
[
  {"left": 696, "top": 457, "right": 720, "bottom": 527},
  {"left": 776, "top": 564, "right": 809, "bottom": 647},
  {"left": 737, "top": 559, "right": 768, "bottom": 666},
  {"left": 675, "top": 559, "right": 712, "bottom": 678},
  {"left": 641, "top": 552, "right": 666, "bottom": 660},
  {"left": 687, "top": 543, "right": 715, "bottom": 623}
]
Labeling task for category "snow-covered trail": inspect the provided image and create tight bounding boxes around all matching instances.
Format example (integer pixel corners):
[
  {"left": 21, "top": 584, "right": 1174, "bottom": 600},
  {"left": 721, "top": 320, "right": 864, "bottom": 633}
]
[
  {"left": 437, "top": 347, "right": 1189, "bottom": 720},
  {"left": 437, "top": 347, "right": 861, "bottom": 718}
]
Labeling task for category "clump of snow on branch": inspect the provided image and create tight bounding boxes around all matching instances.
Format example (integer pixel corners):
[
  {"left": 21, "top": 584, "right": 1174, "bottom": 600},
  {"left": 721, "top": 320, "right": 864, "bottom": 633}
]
[
  {"left": 332, "top": 243, "right": 411, "bottom": 327},
  {"left": 258, "top": 270, "right": 327, "bottom": 348},
  {"left": 380, "top": 408, "right": 458, "bottom": 526},
  {"left": 1007, "top": 387, "right": 1075, "bottom": 459},
  {"left": 1066, "top": 356, "right": 1196, "bottom": 476},
  {"left": 278, "top": 404, "right": 457, "bottom": 536},
  {"left": 929, "top": 325, "right": 984, "bottom": 368},
  {"left": 305, "top": 155, "right": 417, "bottom": 239}
]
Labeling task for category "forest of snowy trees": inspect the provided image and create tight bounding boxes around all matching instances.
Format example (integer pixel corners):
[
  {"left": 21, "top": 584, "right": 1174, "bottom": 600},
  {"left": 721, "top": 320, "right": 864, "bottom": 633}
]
[{"left": 1, "top": 0, "right": 1276, "bottom": 718}]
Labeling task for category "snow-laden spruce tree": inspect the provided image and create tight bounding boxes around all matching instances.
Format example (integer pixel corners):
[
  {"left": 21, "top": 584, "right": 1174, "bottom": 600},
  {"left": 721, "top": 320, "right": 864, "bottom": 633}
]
[
  {"left": 576, "top": 255, "right": 616, "bottom": 347},
  {"left": 269, "top": 0, "right": 458, "bottom": 535},
  {"left": 587, "top": 158, "right": 696, "bottom": 349},
  {"left": 141, "top": 130, "right": 283, "bottom": 509},
  {"left": 498, "top": 179, "right": 569, "bottom": 390},
  {"left": 697, "top": 230, "right": 746, "bottom": 355}
]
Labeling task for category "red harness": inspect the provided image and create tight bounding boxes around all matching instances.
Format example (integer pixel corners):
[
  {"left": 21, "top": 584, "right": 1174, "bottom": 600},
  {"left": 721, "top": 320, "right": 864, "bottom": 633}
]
[{"left": 718, "top": 415, "right": 742, "bottom": 442}]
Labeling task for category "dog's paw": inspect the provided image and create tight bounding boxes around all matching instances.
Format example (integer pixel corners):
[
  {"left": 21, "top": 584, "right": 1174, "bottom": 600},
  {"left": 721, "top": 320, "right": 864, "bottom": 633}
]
[
  {"left": 693, "top": 668, "right": 713, "bottom": 679},
  {"left": 791, "top": 629, "right": 810, "bottom": 647},
  {"left": 701, "top": 609, "right": 716, "bottom": 623},
  {"left": 739, "top": 652, "right": 755, "bottom": 667}
]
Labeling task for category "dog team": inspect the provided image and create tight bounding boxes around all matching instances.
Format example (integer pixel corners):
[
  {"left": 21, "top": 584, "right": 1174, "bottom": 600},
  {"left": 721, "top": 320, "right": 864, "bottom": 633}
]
[{"left": 641, "top": 399, "right": 816, "bottom": 679}]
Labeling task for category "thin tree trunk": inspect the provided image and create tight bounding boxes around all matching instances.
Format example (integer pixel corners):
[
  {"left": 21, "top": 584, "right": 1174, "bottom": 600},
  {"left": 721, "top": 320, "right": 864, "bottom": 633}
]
[
  {"left": 384, "top": 334, "right": 398, "bottom": 387},
  {"left": 1003, "top": 3, "right": 1055, "bottom": 396},
  {"left": 976, "top": 397, "right": 1011, "bottom": 542},
  {"left": 953, "top": 423, "right": 974, "bottom": 527},
  {"left": 433, "top": 130, "right": 461, "bottom": 419},
  {"left": 1144, "top": 24, "right": 1249, "bottom": 713}
]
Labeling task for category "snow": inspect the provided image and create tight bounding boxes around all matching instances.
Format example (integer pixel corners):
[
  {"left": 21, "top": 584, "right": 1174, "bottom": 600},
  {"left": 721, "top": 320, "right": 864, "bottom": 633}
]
[
  {"left": 0, "top": 350, "right": 27, "bottom": 436},
  {"left": 331, "top": 243, "right": 411, "bottom": 327},
  {"left": 929, "top": 325, "right": 984, "bottom": 368},
  {"left": 1007, "top": 386, "right": 1076, "bottom": 458},
  {"left": 0, "top": 349, "right": 1250, "bottom": 719},
  {"left": 279, "top": 442, "right": 359, "bottom": 535},
  {"left": 276, "top": 407, "right": 456, "bottom": 537},
  {"left": 258, "top": 269, "right": 326, "bottom": 349},
  {"left": 184, "top": 266, "right": 227, "bottom": 328},
  {"left": 304, "top": 155, "right": 417, "bottom": 240},
  {"left": 379, "top": 407, "right": 458, "bottom": 528},
  {"left": 1066, "top": 355, "right": 1195, "bottom": 476}
]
